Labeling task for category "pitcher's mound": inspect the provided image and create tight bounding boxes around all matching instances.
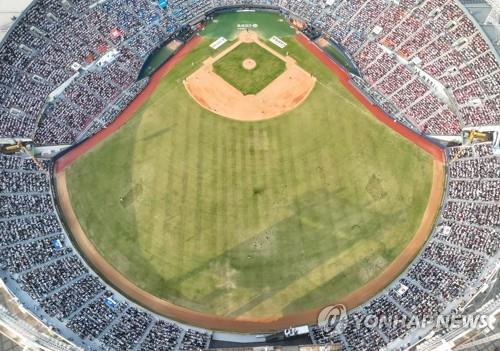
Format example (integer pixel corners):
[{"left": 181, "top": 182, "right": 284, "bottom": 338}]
[{"left": 242, "top": 58, "right": 257, "bottom": 70}]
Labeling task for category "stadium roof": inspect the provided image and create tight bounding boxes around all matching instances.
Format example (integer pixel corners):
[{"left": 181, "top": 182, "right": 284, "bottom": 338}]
[
  {"left": 0, "top": 0, "right": 32, "bottom": 42},
  {"left": 459, "top": 0, "right": 500, "bottom": 58}
]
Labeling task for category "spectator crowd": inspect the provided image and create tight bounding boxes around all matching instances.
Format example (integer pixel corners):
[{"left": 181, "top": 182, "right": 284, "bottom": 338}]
[
  {"left": 0, "top": 0, "right": 499, "bottom": 350},
  {"left": 0, "top": 0, "right": 498, "bottom": 143}
]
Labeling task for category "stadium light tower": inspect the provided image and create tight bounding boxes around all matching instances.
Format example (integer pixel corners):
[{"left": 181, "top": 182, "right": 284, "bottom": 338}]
[{"left": 484, "top": 0, "right": 500, "bottom": 45}]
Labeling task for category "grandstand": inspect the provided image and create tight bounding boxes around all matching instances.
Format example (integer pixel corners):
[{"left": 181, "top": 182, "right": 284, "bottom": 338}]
[
  {"left": 0, "top": 0, "right": 498, "bottom": 350},
  {"left": 0, "top": 1, "right": 32, "bottom": 42}
]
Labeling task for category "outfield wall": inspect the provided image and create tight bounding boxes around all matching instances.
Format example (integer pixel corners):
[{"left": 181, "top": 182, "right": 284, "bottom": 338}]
[{"left": 323, "top": 39, "right": 359, "bottom": 75}]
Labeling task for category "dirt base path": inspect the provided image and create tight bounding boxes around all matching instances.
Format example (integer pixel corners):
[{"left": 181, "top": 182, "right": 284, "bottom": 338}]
[
  {"left": 184, "top": 31, "right": 316, "bottom": 121},
  {"left": 54, "top": 34, "right": 446, "bottom": 333}
]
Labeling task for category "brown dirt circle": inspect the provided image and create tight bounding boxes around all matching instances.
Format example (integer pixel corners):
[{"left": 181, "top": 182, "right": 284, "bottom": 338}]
[
  {"left": 315, "top": 37, "right": 329, "bottom": 48},
  {"left": 242, "top": 58, "right": 256, "bottom": 70},
  {"left": 184, "top": 31, "right": 317, "bottom": 122}
]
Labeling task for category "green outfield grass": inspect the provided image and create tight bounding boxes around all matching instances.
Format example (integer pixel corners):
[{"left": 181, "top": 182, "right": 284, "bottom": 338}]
[
  {"left": 213, "top": 43, "right": 286, "bottom": 95},
  {"left": 66, "top": 15, "right": 433, "bottom": 318}
]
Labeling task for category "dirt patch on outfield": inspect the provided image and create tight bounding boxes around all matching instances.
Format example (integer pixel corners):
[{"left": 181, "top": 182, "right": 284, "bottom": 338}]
[
  {"left": 328, "top": 160, "right": 445, "bottom": 308},
  {"left": 55, "top": 160, "right": 444, "bottom": 333},
  {"left": 184, "top": 31, "right": 316, "bottom": 121}
]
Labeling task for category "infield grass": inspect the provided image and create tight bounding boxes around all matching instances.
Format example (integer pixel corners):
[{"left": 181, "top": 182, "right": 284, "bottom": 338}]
[
  {"left": 213, "top": 43, "right": 286, "bottom": 95},
  {"left": 66, "top": 27, "right": 434, "bottom": 318}
]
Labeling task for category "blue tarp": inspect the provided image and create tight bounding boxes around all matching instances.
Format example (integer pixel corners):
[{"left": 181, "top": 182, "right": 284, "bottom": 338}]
[
  {"left": 51, "top": 239, "right": 63, "bottom": 251},
  {"left": 104, "top": 297, "right": 117, "bottom": 308},
  {"left": 158, "top": 0, "right": 167, "bottom": 9}
]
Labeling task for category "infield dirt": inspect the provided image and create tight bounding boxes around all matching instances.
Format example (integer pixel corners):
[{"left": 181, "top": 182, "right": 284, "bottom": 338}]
[{"left": 184, "top": 31, "right": 316, "bottom": 121}]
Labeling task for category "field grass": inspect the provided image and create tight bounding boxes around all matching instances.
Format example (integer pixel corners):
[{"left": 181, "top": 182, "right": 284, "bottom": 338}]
[
  {"left": 213, "top": 43, "right": 286, "bottom": 95},
  {"left": 66, "top": 20, "right": 433, "bottom": 318},
  {"left": 322, "top": 43, "right": 357, "bottom": 74},
  {"left": 139, "top": 46, "right": 174, "bottom": 79}
]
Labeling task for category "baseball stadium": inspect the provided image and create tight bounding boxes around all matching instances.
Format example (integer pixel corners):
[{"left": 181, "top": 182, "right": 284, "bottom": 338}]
[{"left": 0, "top": 1, "right": 499, "bottom": 351}]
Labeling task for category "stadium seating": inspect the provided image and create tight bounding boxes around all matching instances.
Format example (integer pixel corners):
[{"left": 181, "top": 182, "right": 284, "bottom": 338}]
[{"left": 0, "top": 0, "right": 498, "bottom": 350}]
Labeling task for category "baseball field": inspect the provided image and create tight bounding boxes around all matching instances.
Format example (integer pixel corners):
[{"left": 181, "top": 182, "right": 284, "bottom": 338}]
[{"left": 60, "top": 13, "right": 441, "bottom": 327}]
